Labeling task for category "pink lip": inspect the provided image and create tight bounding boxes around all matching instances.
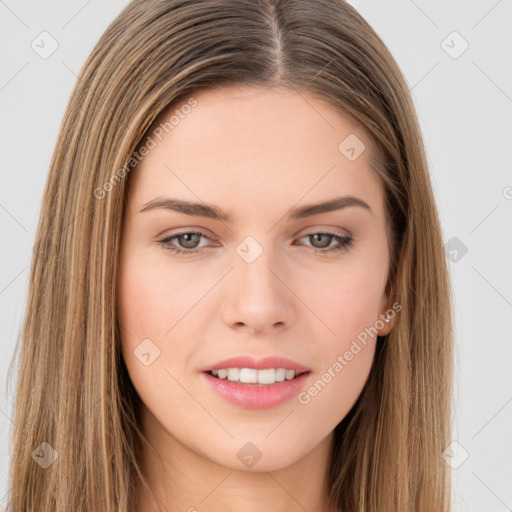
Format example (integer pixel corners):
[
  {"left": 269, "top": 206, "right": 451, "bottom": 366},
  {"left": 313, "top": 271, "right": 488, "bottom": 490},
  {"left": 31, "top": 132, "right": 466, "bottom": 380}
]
[
  {"left": 200, "top": 371, "right": 311, "bottom": 409},
  {"left": 201, "top": 355, "right": 310, "bottom": 373}
]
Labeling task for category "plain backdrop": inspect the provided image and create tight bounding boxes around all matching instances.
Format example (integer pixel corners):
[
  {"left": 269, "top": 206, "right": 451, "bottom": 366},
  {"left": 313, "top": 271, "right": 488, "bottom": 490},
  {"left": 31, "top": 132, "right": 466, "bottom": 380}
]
[{"left": 1, "top": 1, "right": 511, "bottom": 510}]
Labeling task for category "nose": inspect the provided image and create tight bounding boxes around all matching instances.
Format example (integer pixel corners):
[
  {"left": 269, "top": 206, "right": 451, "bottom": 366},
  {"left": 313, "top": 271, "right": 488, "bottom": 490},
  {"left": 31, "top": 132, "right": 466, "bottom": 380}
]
[{"left": 221, "top": 250, "right": 296, "bottom": 335}]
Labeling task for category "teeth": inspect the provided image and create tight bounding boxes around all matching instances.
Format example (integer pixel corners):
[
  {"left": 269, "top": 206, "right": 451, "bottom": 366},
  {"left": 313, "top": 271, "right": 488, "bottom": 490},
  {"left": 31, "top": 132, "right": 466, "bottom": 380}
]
[
  {"left": 252, "top": 368, "right": 273, "bottom": 384},
  {"left": 239, "top": 368, "right": 258, "bottom": 383},
  {"left": 286, "top": 369, "right": 297, "bottom": 380},
  {"left": 227, "top": 368, "right": 240, "bottom": 381},
  {"left": 275, "top": 368, "right": 286, "bottom": 382},
  {"left": 210, "top": 367, "right": 300, "bottom": 385}
]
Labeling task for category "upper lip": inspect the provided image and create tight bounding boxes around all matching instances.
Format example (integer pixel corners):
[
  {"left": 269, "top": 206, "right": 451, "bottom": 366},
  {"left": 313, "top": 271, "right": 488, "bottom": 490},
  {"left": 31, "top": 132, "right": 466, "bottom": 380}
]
[{"left": 201, "top": 355, "right": 310, "bottom": 374}]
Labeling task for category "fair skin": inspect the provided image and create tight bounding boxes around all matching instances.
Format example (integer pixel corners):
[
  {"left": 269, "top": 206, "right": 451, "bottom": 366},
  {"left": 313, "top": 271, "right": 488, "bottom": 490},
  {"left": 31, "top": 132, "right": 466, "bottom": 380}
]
[{"left": 117, "top": 85, "right": 395, "bottom": 512}]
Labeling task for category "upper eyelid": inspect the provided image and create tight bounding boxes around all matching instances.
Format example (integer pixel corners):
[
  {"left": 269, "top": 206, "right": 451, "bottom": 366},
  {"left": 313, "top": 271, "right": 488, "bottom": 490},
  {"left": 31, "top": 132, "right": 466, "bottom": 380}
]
[
  {"left": 160, "top": 223, "right": 352, "bottom": 237},
  {"left": 159, "top": 228, "right": 351, "bottom": 246}
]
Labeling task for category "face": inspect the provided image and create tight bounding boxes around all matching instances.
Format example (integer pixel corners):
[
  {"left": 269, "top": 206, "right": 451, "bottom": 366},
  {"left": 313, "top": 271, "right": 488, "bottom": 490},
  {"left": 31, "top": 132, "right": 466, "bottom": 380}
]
[{"left": 117, "top": 85, "right": 394, "bottom": 473}]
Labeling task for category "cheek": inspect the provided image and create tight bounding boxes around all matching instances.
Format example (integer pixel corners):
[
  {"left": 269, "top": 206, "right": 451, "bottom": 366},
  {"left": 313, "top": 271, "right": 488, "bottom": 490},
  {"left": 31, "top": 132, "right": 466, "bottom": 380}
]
[
  {"left": 291, "top": 260, "right": 384, "bottom": 413},
  {"left": 117, "top": 250, "right": 198, "bottom": 341},
  {"left": 297, "top": 260, "right": 386, "bottom": 343},
  {"left": 296, "top": 339, "right": 375, "bottom": 434},
  {"left": 116, "top": 252, "right": 192, "bottom": 417},
  {"left": 116, "top": 251, "right": 179, "bottom": 395},
  {"left": 116, "top": 250, "right": 212, "bottom": 387},
  {"left": 294, "top": 271, "right": 382, "bottom": 420}
]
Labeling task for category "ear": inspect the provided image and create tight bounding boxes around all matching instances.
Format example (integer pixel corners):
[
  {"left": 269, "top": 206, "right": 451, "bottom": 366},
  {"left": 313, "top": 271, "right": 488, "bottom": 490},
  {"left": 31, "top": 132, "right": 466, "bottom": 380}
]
[
  {"left": 377, "top": 231, "right": 406, "bottom": 336},
  {"left": 377, "top": 310, "right": 395, "bottom": 336},
  {"left": 377, "top": 277, "right": 396, "bottom": 336}
]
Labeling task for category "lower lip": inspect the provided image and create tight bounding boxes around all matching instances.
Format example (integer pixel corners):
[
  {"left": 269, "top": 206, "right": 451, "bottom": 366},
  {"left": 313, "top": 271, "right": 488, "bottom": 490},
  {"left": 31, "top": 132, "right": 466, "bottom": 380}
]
[{"left": 201, "top": 371, "right": 311, "bottom": 409}]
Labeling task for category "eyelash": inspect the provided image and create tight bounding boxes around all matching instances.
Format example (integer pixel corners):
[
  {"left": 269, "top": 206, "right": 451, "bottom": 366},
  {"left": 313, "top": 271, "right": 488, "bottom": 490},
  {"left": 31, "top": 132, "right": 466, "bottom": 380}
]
[{"left": 157, "top": 230, "right": 354, "bottom": 257}]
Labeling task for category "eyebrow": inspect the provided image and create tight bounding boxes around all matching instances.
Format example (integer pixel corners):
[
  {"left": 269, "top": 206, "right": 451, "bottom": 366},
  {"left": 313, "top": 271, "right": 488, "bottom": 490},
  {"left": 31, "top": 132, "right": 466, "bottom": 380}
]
[{"left": 139, "top": 195, "right": 373, "bottom": 221}]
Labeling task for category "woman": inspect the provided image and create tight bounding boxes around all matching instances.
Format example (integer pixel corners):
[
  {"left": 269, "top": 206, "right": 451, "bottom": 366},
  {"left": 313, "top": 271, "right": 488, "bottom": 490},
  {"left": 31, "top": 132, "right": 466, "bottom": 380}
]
[{"left": 7, "top": 0, "right": 454, "bottom": 510}]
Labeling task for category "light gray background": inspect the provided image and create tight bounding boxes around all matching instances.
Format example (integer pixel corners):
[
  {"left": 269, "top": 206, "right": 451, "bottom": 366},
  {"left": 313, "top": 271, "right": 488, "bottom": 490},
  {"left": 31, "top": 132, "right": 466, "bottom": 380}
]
[{"left": 1, "top": 1, "right": 511, "bottom": 510}]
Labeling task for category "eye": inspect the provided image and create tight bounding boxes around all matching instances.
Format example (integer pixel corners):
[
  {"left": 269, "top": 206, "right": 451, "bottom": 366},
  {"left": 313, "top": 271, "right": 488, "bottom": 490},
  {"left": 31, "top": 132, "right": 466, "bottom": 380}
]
[
  {"left": 297, "top": 231, "right": 354, "bottom": 254},
  {"left": 158, "top": 231, "right": 211, "bottom": 256},
  {"left": 158, "top": 230, "right": 354, "bottom": 257}
]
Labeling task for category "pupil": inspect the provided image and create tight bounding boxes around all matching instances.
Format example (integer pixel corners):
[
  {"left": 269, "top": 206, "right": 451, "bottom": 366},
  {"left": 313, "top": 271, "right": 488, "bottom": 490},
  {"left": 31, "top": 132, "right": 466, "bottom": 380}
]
[
  {"left": 312, "top": 233, "right": 330, "bottom": 248},
  {"left": 180, "top": 233, "right": 200, "bottom": 249}
]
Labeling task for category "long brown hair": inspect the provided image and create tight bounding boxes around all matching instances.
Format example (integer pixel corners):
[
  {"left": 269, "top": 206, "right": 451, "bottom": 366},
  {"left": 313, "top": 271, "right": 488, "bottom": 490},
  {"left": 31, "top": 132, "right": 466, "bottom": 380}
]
[{"left": 6, "top": 1, "right": 454, "bottom": 510}]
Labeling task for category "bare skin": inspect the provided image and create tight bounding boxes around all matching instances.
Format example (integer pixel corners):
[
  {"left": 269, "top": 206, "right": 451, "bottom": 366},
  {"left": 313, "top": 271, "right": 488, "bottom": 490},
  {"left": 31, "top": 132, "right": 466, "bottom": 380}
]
[{"left": 117, "top": 85, "right": 395, "bottom": 512}]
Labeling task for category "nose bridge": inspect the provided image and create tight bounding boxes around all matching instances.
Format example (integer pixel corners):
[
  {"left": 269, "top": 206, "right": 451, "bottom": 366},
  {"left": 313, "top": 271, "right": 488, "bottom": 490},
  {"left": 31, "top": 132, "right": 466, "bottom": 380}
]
[
  {"left": 221, "top": 234, "right": 294, "bottom": 331},
  {"left": 235, "top": 235, "right": 285, "bottom": 301}
]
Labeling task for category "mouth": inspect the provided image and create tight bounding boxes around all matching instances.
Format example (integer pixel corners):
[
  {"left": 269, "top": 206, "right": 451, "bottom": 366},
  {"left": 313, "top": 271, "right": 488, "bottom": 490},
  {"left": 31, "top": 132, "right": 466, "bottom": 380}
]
[
  {"left": 201, "top": 368, "right": 312, "bottom": 409},
  {"left": 200, "top": 356, "right": 311, "bottom": 406},
  {"left": 204, "top": 368, "right": 311, "bottom": 386}
]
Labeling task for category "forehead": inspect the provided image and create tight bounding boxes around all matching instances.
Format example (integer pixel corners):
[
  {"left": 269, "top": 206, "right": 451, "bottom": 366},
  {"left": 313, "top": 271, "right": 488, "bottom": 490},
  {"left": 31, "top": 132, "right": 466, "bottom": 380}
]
[{"left": 126, "top": 86, "right": 385, "bottom": 220}]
